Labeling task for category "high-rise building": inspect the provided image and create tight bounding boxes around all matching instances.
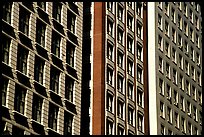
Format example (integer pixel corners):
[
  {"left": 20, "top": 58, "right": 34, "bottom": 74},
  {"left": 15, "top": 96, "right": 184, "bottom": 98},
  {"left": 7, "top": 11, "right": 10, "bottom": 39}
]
[
  {"left": 148, "top": 2, "right": 202, "bottom": 135},
  {"left": 1, "top": 2, "right": 83, "bottom": 135}
]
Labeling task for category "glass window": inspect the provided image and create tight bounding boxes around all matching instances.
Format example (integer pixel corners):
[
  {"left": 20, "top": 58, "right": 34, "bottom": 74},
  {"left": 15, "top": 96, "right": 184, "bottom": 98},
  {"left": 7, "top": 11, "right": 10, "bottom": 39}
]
[
  {"left": 160, "top": 101, "right": 164, "bottom": 117},
  {"left": 66, "top": 42, "right": 75, "bottom": 67},
  {"left": 107, "top": 2, "right": 113, "bottom": 12},
  {"left": 137, "top": 22, "right": 142, "bottom": 39},
  {"left": 107, "top": 19, "right": 113, "bottom": 36},
  {"left": 137, "top": 88, "right": 143, "bottom": 107},
  {"left": 138, "top": 113, "right": 143, "bottom": 132},
  {"left": 117, "top": 75, "right": 123, "bottom": 93},
  {"left": 128, "top": 107, "right": 134, "bottom": 125},
  {"left": 159, "top": 78, "right": 164, "bottom": 94},
  {"left": 50, "top": 67, "right": 60, "bottom": 93},
  {"left": 118, "top": 4, "right": 123, "bottom": 21},
  {"left": 48, "top": 103, "right": 58, "bottom": 131},
  {"left": 137, "top": 67, "right": 142, "bottom": 83},
  {"left": 107, "top": 67, "right": 113, "bottom": 85},
  {"left": 32, "top": 93, "right": 43, "bottom": 123},
  {"left": 67, "top": 11, "right": 76, "bottom": 34},
  {"left": 53, "top": 2, "right": 61, "bottom": 23},
  {"left": 34, "top": 56, "right": 44, "bottom": 85},
  {"left": 117, "top": 125, "right": 124, "bottom": 135},
  {"left": 127, "top": 36, "right": 133, "bottom": 53},
  {"left": 136, "top": 2, "right": 142, "bottom": 17},
  {"left": 2, "top": 35, "right": 11, "bottom": 65},
  {"left": 128, "top": 59, "right": 133, "bottom": 76},
  {"left": 127, "top": 14, "right": 133, "bottom": 30},
  {"left": 37, "top": 2, "right": 46, "bottom": 10},
  {"left": 17, "top": 45, "right": 28, "bottom": 75},
  {"left": 107, "top": 93, "right": 113, "bottom": 112},
  {"left": 117, "top": 27, "right": 123, "bottom": 44},
  {"left": 36, "top": 19, "right": 46, "bottom": 47},
  {"left": 51, "top": 31, "right": 61, "bottom": 58},
  {"left": 2, "top": 78, "right": 8, "bottom": 106},
  {"left": 65, "top": 76, "right": 74, "bottom": 102},
  {"left": 106, "top": 119, "right": 113, "bottom": 135},
  {"left": 117, "top": 51, "right": 123, "bottom": 68},
  {"left": 19, "top": 6, "right": 30, "bottom": 36},
  {"left": 107, "top": 42, "right": 113, "bottom": 60},
  {"left": 14, "top": 85, "right": 26, "bottom": 114},
  {"left": 137, "top": 44, "right": 142, "bottom": 61},
  {"left": 128, "top": 82, "right": 133, "bottom": 99},
  {"left": 64, "top": 112, "right": 73, "bottom": 135},
  {"left": 2, "top": 2, "right": 12, "bottom": 24},
  {"left": 117, "top": 100, "right": 124, "bottom": 119}
]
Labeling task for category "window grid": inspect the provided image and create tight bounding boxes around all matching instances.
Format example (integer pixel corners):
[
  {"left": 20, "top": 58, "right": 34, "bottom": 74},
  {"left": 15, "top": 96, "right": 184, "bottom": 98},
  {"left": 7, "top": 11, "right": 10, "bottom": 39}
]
[
  {"left": 48, "top": 103, "right": 58, "bottom": 131},
  {"left": 3, "top": 2, "right": 12, "bottom": 24},
  {"left": 14, "top": 85, "right": 26, "bottom": 114},
  {"left": 19, "top": 7, "right": 30, "bottom": 36},
  {"left": 32, "top": 93, "right": 43, "bottom": 123}
]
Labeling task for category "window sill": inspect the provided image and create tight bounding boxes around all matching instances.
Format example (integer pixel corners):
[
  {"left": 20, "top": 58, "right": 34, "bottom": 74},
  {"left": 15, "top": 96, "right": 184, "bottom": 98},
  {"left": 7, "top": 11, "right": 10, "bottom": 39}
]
[
  {"left": 31, "top": 119, "right": 43, "bottom": 127},
  {"left": 12, "top": 110, "right": 27, "bottom": 118},
  {"left": 47, "top": 127, "right": 60, "bottom": 135}
]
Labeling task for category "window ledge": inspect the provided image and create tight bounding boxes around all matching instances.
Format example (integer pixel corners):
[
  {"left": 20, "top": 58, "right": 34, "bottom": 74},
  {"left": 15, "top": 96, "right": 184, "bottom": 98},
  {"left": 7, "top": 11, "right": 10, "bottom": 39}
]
[
  {"left": 15, "top": 70, "right": 30, "bottom": 79},
  {"left": 12, "top": 110, "right": 28, "bottom": 119},
  {"left": 49, "top": 90, "right": 61, "bottom": 98},
  {"left": 31, "top": 119, "right": 43, "bottom": 127},
  {"left": 47, "top": 127, "right": 59, "bottom": 135},
  {"left": 33, "top": 80, "right": 44, "bottom": 88}
]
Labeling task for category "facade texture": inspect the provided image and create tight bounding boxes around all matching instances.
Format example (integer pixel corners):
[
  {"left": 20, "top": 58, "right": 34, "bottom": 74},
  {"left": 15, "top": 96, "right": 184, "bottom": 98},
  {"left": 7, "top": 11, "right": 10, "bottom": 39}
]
[
  {"left": 1, "top": 2, "right": 83, "bottom": 135},
  {"left": 148, "top": 2, "right": 202, "bottom": 135}
]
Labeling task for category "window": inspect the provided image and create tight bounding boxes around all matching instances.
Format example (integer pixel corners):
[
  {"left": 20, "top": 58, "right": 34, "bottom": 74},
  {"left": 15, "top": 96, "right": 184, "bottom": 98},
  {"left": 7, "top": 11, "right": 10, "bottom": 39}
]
[
  {"left": 192, "top": 86, "right": 196, "bottom": 100},
  {"left": 178, "top": 15, "right": 182, "bottom": 29},
  {"left": 198, "top": 91, "right": 202, "bottom": 104},
  {"left": 2, "top": 35, "right": 11, "bottom": 64},
  {"left": 137, "top": 66, "right": 142, "bottom": 83},
  {"left": 107, "top": 2, "right": 113, "bottom": 12},
  {"left": 158, "top": 14, "right": 162, "bottom": 29},
  {"left": 117, "top": 75, "right": 123, "bottom": 93},
  {"left": 137, "top": 22, "right": 142, "bottom": 39},
  {"left": 179, "top": 54, "right": 183, "bottom": 69},
  {"left": 189, "top": 28, "right": 193, "bottom": 41},
  {"left": 180, "top": 96, "right": 184, "bottom": 111},
  {"left": 127, "top": 14, "right": 133, "bottom": 30},
  {"left": 53, "top": 2, "right": 61, "bottom": 23},
  {"left": 160, "top": 101, "right": 164, "bottom": 117},
  {"left": 66, "top": 43, "right": 75, "bottom": 67},
  {"left": 183, "top": 3, "right": 187, "bottom": 16},
  {"left": 17, "top": 45, "right": 28, "bottom": 75},
  {"left": 127, "top": 36, "right": 133, "bottom": 53},
  {"left": 187, "top": 101, "right": 191, "bottom": 114},
  {"left": 173, "top": 69, "right": 177, "bottom": 84},
  {"left": 117, "top": 27, "right": 123, "bottom": 44},
  {"left": 167, "top": 106, "right": 172, "bottom": 123},
  {"left": 64, "top": 112, "right": 73, "bottom": 135},
  {"left": 197, "top": 71, "right": 201, "bottom": 86},
  {"left": 166, "top": 62, "right": 170, "bottom": 78},
  {"left": 32, "top": 93, "right": 43, "bottom": 123},
  {"left": 117, "top": 125, "right": 124, "bottom": 135},
  {"left": 37, "top": 2, "right": 46, "bottom": 10},
  {"left": 175, "top": 112, "right": 179, "bottom": 128},
  {"left": 3, "top": 2, "right": 12, "bottom": 24},
  {"left": 65, "top": 76, "right": 74, "bottom": 102},
  {"left": 195, "top": 16, "right": 199, "bottom": 29},
  {"left": 128, "top": 2, "right": 133, "bottom": 8},
  {"left": 161, "top": 124, "right": 164, "bottom": 135},
  {"left": 14, "top": 85, "right": 26, "bottom": 114},
  {"left": 107, "top": 42, "right": 113, "bottom": 60},
  {"left": 196, "top": 52, "right": 200, "bottom": 65},
  {"left": 173, "top": 90, "right": 178, "bottom": 105},
  {"left": 193, "top": 106, "right": 197, "bottom": 121},
  {"left": 185, "top": 60, "right": 189, "bottom": 75},
  {"left": 117, "top": 100, "right": 124, "bottom": 119},
  {"left": 36, "top": 19, "right": 46, "bottom": 47},
  {"left": 137, "top": 44, "right": 142, "bottom": 61},
  {"left": 48, "top": 103, "right": 58, "bottom": 131},
  {"left": 181, "top": 117, "right": 185, "bottom": 132},
  {"left": 118, "top": 4, "right": 123, "bottom": 21},
  {"left": 164, "top": 2, "right": 169, "bottom": 15},
  {"left": 12, "top": 126, "right": 24, "bottom": 135},
  {"left": 172, "top": 48, "right": 176, "bottom": 63},
  {"left": 128, "top": 82, "right": 133, "bottom": 99},
  {"left": 137, "top": 88, "right": 143, "bottom": 107},
  {"left": 34, "top": 56, "right": 44, "bottom": 85},
  {"left": 172, "top": 28, "right": 176, "bottom": 43},
  {"left": 107, "top": 19, "right": 113, "bottom": 36},
  {"left": 188, "top": 122, "right": 192, "bottom": 135},
  {"left": 168, "top": 130, "right": 172, "bottom": 135},
  {"left": 67, "top": 11, "right": 76, "bottom": 34},
  {"left": 158, "top": 35, "right": 163, "bottom": 50},
  {"left": 191, "top": 66, "right": 195, "bottom": 80},
  {"left": 136, "top": 2, "right": 142, "bottom": 17},
  {"left": 166, "top": 84, "right": 171, "bottom": 98},
  {"left": 138, "top": 113, "right": 143, "bottom": 132},
  {"left": 19, "top": 6, "right": 30, "bottom": 36},
  {"left": 107, "top": 93, "right": 113, "bottom": 112},
  {"left": 128, "top": 59, "right": 133, "bottom": 76},
  {"left": 159, "top": 78, "right": 164, "bottom": 94},
  {"left": 195, "top": 33, "right": 199, "bottom": 46},
  {"left": 171, "top": 8, "right": 175, "bottom": 22},
  {"left": 189, "top": 9, "right": 193, "bottom": 22},
  {"left": 165, "top": 21, "right": 169, "bottom": 36},
  {"left": 186, "top": 80, "right": 190, "bottom": 95},
  {"left": 184, "top": 21, "right": 187, "bottom": 35},
  {"left": 178, "top": 34, "right": 182, "bottom": 48},
  {"left": 106, "top": 120, "right": 113, "bottom": 135},
  {"left": 128, "top": 107, "right": 134, "bottom": 125},
  {"left": 51, "top": 31, "right": 61, "bottom": 58},
  {"left": 50, "top": 67, "right": 60, "bottom": 93},
  {"left": 165, "top": 42, "right": 169, "bottom": 57},
  {"left": 184, "top": 40, "right": 188, "bottom": 52},
  {"left": 117, "top": 51, "right": 123, "bottom": 68},
  {"left": 107, "top": 67, "right": 113, "bottom": 85},
  {"left": 2, "top": 78, "right": 8, "bottom": 106},
  {"left": 194, "top": 127, "right": 198, "bottom": 135}
]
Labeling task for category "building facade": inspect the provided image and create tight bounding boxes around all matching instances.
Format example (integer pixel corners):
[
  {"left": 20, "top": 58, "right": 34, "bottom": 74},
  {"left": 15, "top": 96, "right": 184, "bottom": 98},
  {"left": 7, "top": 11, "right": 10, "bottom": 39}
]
[
  {"left": 2, "top": 2, "right": 83, "bottom": 135},
  {"left": 148, "top": 2, "right": 202, "bottom": 135}
]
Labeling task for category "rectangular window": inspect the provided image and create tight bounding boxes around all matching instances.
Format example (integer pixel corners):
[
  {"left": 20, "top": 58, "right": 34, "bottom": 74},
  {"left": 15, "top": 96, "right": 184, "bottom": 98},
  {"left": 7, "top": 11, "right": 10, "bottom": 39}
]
[
  {"left": 137, "top": 22, "right": 142, "bottom": 39},
  {"left": 181, "top": 117, "right": 185, "bottom": 132},
  {"left": 167, "top": 106, "right": 172, "bottom": 123},
  {"left": 107, "top": 19, "right": 113, "bottom": 36},
  {"left": 107, "top": 42, "right": 113, "bottom": 60},
  {"left": 107, "top": 67, "right": 113, "bottom": 85},
  {"left": 185, "top": 60, "right": 189, "bottom": 75},
  {"left": 128, "top": 59, "right": 133, "bottom": 76},
  {"left": 171, "top": 8, "right": 175, "bottom": 22},
  {"left": 164, "top": 2, "right": 169, "bottom": 15},
  {"left": 138, "top": 113, "right": 143, "bottom": 132},
  {"left": 128, "top": 107, "right": 134, "bottom": 125},
  {"left": 117, "top": 51, "right": 123, "bottom": 68},
  {"left": 137, "top": 88, "right": 143, "bottom": 107},
  {"left": 166, "top": 84, "right": 171, "bottom": 98},
  {"left": 66, "top": 42, "right": 75, "bottom": 67},
  {"left": 165, "top": 42, "right": 169, "bottom": 56},
  {"left": 192, "top": 86, "right": 196, "bottom": 100},
  {"left": 36, "top": 19, "right": 46, "bottom": 47},
  {"left": 165, "top": 21, "right": 169, "bottom": 36},
  {"left": 137, "top": 44, "right": 142, "bottom": 61},
  {"left": 161, "top": 124, "right": 164, "bottom": 135},
  {"left": 180, "top": 96, "right": 184, "bottom": 111},
  {"left": 14, "top": 85, "right": 26, "bottom": 114},
  {"left": 107, "top": 2, "right": 113, "bottom": 12},
  {"left": 37, "top": 2, "right": 46, "bottom": 10},
  {"left": 159, "top": 78, "right": 164, "bottom": 94},
  {"left": 193, "top": 106, "right": 197, "bottom": 121},
  {"left": 158, "top": 14, "right": 162, "bottom": 29},
  {"left": 51, "top": 31, "right": 61, "bottom": 58},
  {"left": 107, "top": 93, "right": 113, "bottom": 112},
  {"left": 117, "top": 75, "right": 123, "bottom": 93},
  {"left": 173, "top": 69, "right": 177, "bottom": 84},
  {"left": 118, "top": 4, "right": 123, "bottom": 21},
  {"left": 19, "top": 6, "right": 30, "bottom": 36},
  {"left": 187, "top": 101, "right": 191, "bottom": 114},
  {"left": 127, "top": 14, "right": 133, "bottom": 30},
  {"left": 117, "top": 100, "right": 124, "bottom": 119},
  {"left": 3, "top": 2, "right": 12, "bottom": 24},
  {"left": 34, "top": 56, "right": 44, "bottom": 85},
  {"left": 127, "top": 36, "right": 133, "bottom": 53},
  {"left": 137, "top": 67, "right": 142, "bottom": 83},
  {"left": 159, "top": 56, "right": 163, "bottom": 72},
  {"left": 179, "top": 54, "right": 183, "bottom": 69},
  {"left": 17, "top": 45, "right": 28, "bottom": 75},
  {"left": 117, "top": 28, "right": 123, "bottom": 44},
  {"left": 175, "top": 112, "right": 179, "bottom": 128},
  {"left": 172, "top": 28, "right": 176, "bottom": 43},
  {"left": 128, "top": 82, "right": 133, "bottom": 99},
  {"left": 117, "top": 125, "right": 124, "bottom": 135},
  {"left": 166, "top": 62, "right": 170, "bottom": 78},
  {"left": 191, "top": 66, "right": 195, "bottom": 80},
  {"left": 184, "top": 21, "right": 188, "bottom": 35},
  {"left": 198, "top": 91, "right": 202, "bottom": 104},
  {"left": 136, "top": 2, "right": 142, "bottom": 17},
  {"left": 67, "top": 11, "right": 76, "bottom": 34},
  {"left": 173, "top": 90, "right": 178, "bottom": 105},
  {"left": 2, "top": 35, "right": 11, "bottom": 64},
  {"left": 65, "top": 76, "right": 74, "bottom": 102},
  {"left": 32, "top": 93, "right": 43, "bottom": 123},
  {"left": 106, "top": 120, "right": 113, "bottom": 135},
  {"left": 172, "top": 48, "right": 176, "bottom": 63},
  {"left": 50, "top": 67, "right": 60, "bottom": 93},
  {"left": 48, "top": 103, "right": 58, "bottom": 131},
  {"left": 160, "top": 101, "right": 164, "bottom": 117},
  {"left": 178, "top": 34, "right": 182, "bottom": 48},
  {"left": 178, "top": 15, "right": 182, "bottom": 29},
  {"left": 64, "top": 112, "right": 73, "bottom": 135},
  {"left": 197, "top": 71, "right": 201, "bottom": 86},
  {"left": 2, "top": 78, "right": 8, "bottom": 106},
  {"left": 53, "top": 2, "right": 61, "bottom": 23},
  {"left": 188, "top": 122, "right": 191, "bottom": 135},
  {"left": 158, "top": 35, "right": 163, "bottom": 50}
]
